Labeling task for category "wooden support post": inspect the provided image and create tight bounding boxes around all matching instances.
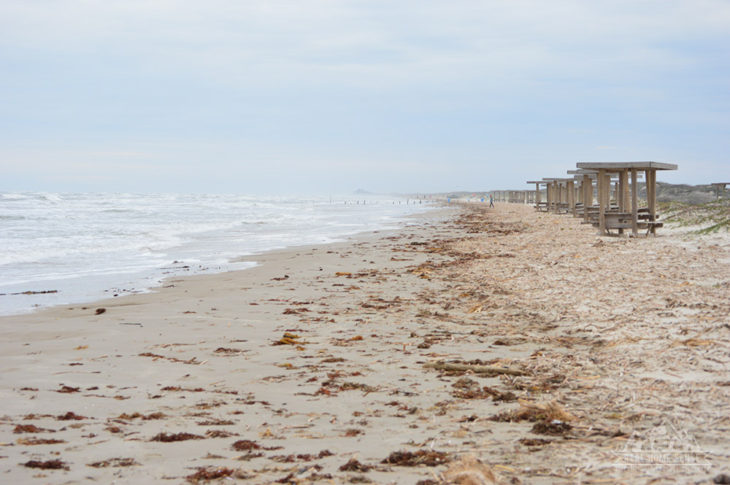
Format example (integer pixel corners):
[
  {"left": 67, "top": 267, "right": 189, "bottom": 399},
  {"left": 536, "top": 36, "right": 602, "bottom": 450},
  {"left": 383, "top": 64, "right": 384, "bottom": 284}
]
[
  {"left": 549, "top": 182, "right": 553, "bottom": 212},
  {"left": 616, "top": 171, "right": 625, "bottom": 234},
  {"left": 620, "top": 170, "right": 630, "bottom": 212},
  {"left": 546, "top": 185, "right": 551, "bottom": 211},
  {"left": 577, "top": 179, "right": 583, "bottom": 204},
  {"left": 548, "top": 183, "right": 553, "bottom": 212},
  {"left": 557, "top": 181, "right": 563, "bottom": 212},
  {"left": 567, "top": 180, "right": 575, "bottom": 216},
  {"left": 617, "top": 172, "right": 625, "bottom": 211},
  {"left": 583, "top": 175, "right": 591, "bottom": 223},
  {"left": 550, "top": 183, "right": 555, "bottom": 212},
  {"left": 631, "top": 168, "right": 638, "bottom": 236},
  {"left": 648, "top": 169, "right": 657, "bottom": 235},
  {"left": 598, "top": 169, "right": 607, "bottom": 234}
]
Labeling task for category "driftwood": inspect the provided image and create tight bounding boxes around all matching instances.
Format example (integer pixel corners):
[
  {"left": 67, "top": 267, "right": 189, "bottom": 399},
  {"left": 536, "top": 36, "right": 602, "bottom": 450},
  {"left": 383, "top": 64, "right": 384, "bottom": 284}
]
[{"left": 424, "top": 361, "right": 527, "bottom": 376}]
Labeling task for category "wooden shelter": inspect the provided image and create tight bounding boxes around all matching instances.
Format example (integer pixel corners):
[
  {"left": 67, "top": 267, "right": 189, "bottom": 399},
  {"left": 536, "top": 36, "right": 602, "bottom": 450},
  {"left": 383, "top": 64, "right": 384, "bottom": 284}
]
[
  {"left": 711, "top": 183, "right": 729, "bottom": 199},
  {"left": 576, "top": 161, "right": 678, "bottom": 236},
  {"left": 542, "top": 178, "right": 576, "bottom": 214},
  {"left": 491, "top": 190, "right": 534, "bottom": 204},
  {"left": 567, "top": 169, "right": 646, "bottom": 223},
  {"left": 567, "top": 170, "right": 596, "bottom": 222},
  {"left": 526, "top": 180, "right": 548, "bottom": 211}
]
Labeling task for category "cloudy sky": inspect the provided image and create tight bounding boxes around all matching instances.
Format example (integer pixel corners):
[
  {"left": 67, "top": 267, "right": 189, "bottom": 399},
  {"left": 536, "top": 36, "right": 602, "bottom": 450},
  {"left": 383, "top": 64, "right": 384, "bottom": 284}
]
[{"left": 1, "top": 0, "right": 728, "bottom": 194}]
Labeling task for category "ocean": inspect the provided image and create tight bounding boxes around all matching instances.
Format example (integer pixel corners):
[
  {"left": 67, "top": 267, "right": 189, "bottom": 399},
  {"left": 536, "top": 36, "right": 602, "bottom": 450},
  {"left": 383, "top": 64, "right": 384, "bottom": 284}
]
[{"left": 0, "top": 192, "right": 434, "bottom": 316}]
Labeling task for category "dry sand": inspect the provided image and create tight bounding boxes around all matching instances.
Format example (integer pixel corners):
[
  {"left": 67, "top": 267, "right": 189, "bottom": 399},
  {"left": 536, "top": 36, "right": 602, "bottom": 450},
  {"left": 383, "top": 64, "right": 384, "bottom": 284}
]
[{"left": 1, "top": 203, "right": 728, "bottom": 484}]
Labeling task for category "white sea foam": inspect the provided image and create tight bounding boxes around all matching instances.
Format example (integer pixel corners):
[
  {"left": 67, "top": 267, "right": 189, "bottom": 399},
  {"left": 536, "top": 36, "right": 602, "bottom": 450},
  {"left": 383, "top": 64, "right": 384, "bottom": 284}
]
[{"left": 0, "top": 192, "right": 434, "bottom": 315}]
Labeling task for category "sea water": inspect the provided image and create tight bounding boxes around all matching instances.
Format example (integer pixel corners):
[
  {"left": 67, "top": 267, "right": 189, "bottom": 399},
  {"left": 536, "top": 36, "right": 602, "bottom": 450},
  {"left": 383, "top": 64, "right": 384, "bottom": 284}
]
[{"left": 0, "top": 193, "right": 434, "bottom": 316}]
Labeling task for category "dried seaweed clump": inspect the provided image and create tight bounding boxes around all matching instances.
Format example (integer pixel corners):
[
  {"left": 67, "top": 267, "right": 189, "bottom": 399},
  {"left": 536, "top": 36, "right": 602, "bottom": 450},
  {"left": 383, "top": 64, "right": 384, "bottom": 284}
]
[
  {"left": 531, "top": 421, "right": 572, "bottom": 435},
  {"left": 118, "top": 411, "right": 166, "bottom": 420},
  {"left": 150, "top": 432, "right": 204, "bottom": 442},
  {"left": 382, "top": 450, "right": 450, "bottom": 467},
  {"left": 272, "top": 332, "right": 306, "bottom": 346},
  {"left": 57, "top": 411, "right": 87, "bottom": 420},
  {"left": 56, "top": 385, "right": 80, "bottom": 393},
  {"left": 489, "top": 400, "right": 574, "bottom": 423},
  {"left": 231, "top": 439, "right": 260, "bottom": 451},
  {"left": 17, "top": 437, "right": 66, "bottom": 445},
  {"left": 339, "top": 458, "right": 373, "bottom": 472},
  {"left": 490, "top": 400, "right": 575, "bottom": 437},
  {"left": 87, "top": 457, "right": 139, "bottom": 468},
  {"left": 22, "top": 459, "right": 69, "bottom": 470},
  {"left": 14, "top": 424, "right": 52, "bottom": 434},
  {"left": 186, "top": 466, "right": 247, "bottom": 483},
  {"left": 451, "top": 378, "right": 516, "bottom": 401},
  {"left": 270, "top": 450, "right": 333, "bottom": 463}
]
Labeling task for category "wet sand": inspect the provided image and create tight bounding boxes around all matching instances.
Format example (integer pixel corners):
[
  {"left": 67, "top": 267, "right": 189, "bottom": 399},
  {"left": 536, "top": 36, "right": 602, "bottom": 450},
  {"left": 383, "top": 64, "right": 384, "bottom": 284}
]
[{"left": 1, "top": 203, "right": 728, "bottom": 484}]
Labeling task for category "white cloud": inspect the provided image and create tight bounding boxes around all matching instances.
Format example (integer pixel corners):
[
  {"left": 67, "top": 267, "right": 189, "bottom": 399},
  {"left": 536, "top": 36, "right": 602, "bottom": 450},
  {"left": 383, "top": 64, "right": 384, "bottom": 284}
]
[{"left": 3, "top": 0, "right": 729, "bottom": 83}]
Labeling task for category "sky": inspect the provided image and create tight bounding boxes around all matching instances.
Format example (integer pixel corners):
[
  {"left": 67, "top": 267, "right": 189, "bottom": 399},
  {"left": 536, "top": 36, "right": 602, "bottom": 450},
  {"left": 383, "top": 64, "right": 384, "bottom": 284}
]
[{"left": 1, "top": 0, "right": 729, "bottom": 194}]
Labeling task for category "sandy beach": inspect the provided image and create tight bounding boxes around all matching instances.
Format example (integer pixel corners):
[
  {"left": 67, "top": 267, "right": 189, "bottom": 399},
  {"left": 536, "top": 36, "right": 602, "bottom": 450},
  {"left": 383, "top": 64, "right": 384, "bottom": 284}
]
[{"left": 1, "top": 203, "right": 728, "bottom": 484}]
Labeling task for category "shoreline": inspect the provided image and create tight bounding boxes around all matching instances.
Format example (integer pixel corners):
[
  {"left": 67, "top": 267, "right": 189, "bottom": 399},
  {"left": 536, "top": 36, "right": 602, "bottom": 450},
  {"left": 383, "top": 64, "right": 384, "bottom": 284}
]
[
  {"left": 1, "top": 202, "right": 727, "bottom": 484},
  {"left": 0, "top": 203, "right": 446, "bottom": 318}
]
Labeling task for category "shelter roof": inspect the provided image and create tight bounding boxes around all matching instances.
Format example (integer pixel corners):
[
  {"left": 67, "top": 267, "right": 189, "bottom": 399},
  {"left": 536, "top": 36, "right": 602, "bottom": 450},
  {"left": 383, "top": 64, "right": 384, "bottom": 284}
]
[{"left": 577, "top": 161, "right": 677, "bottom": 170}]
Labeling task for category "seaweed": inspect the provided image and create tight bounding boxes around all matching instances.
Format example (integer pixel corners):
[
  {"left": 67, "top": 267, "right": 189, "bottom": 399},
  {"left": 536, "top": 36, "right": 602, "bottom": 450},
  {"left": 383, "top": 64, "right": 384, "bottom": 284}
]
[
  {"left": 519, "top": 438, "right": 553, "bottom": 447},
  {"left": 150, "top": 432, "right": 204, "bottom": 442},
  {"left": 17, "top": 437, "right": 66, "bottom": 445},
  {"left": 489, "top": 400, "right": 574, "bottom": 423},
  {"left": 56, "top": 385, "right": 80, "bottom": 393},
  {"left": 138, "top": 352, "right": 200, "bottom": 365},
  {"left": 275, "top": 467, "right": 329, "bottom": 484},
  {"left": 22, "top": 459, "right": 69, "bottom": 470},
  {"left": 14, "top": 424, "right": 53, "bottom": 433},
  {"left": 453, "top": 386, "right": 516, "bottom": 402},
  {"left": 320, "top": 357, "right": 345, "bottom": 363},
  {"left": 272, "top": 332, "right": 308, "bottom": 346},
  {"left": 87, "top": 457, "right": 139, "bottom": 468},
  {"left": 117, "top": 412, "right": 165, "bottom": 420},
  {"left": 213, "top": 347, "right": 246, "bottom": 355},
  {"left": 236, "top": 452, "right": 264, "bottom": 461},
  {"left": 205, "top": 430, "right": 238, "bottom": 438},
  {"left": 381, "top": 450, "right": 450, "bottom": 467},
  {"left": 186, "top": 466, "right": 235, "bottom": 483},
  {"left": 270, "top": 450, "right": 333, "bottom": 462},
  {"left": 56, "top": 411, "right": 89, "bottom": 421},
  {"left": 231, "top": 439, "right": 260, "bottom": 451},
  {"left": 531, "top": 420, "right": 572, "bottom": 436},
  {"left": 197, "top": 419, "right": 235, "bottom": 426},
  {"left": 339, "top": 458, "right": 373, "bottom": 472}
]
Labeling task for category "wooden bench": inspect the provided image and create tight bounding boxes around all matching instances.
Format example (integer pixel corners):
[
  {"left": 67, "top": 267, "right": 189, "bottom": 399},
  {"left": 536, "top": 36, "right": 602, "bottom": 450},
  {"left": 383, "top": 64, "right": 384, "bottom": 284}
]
[{"left": 598, "top": 212, "right": 633, "bottom": 229}]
